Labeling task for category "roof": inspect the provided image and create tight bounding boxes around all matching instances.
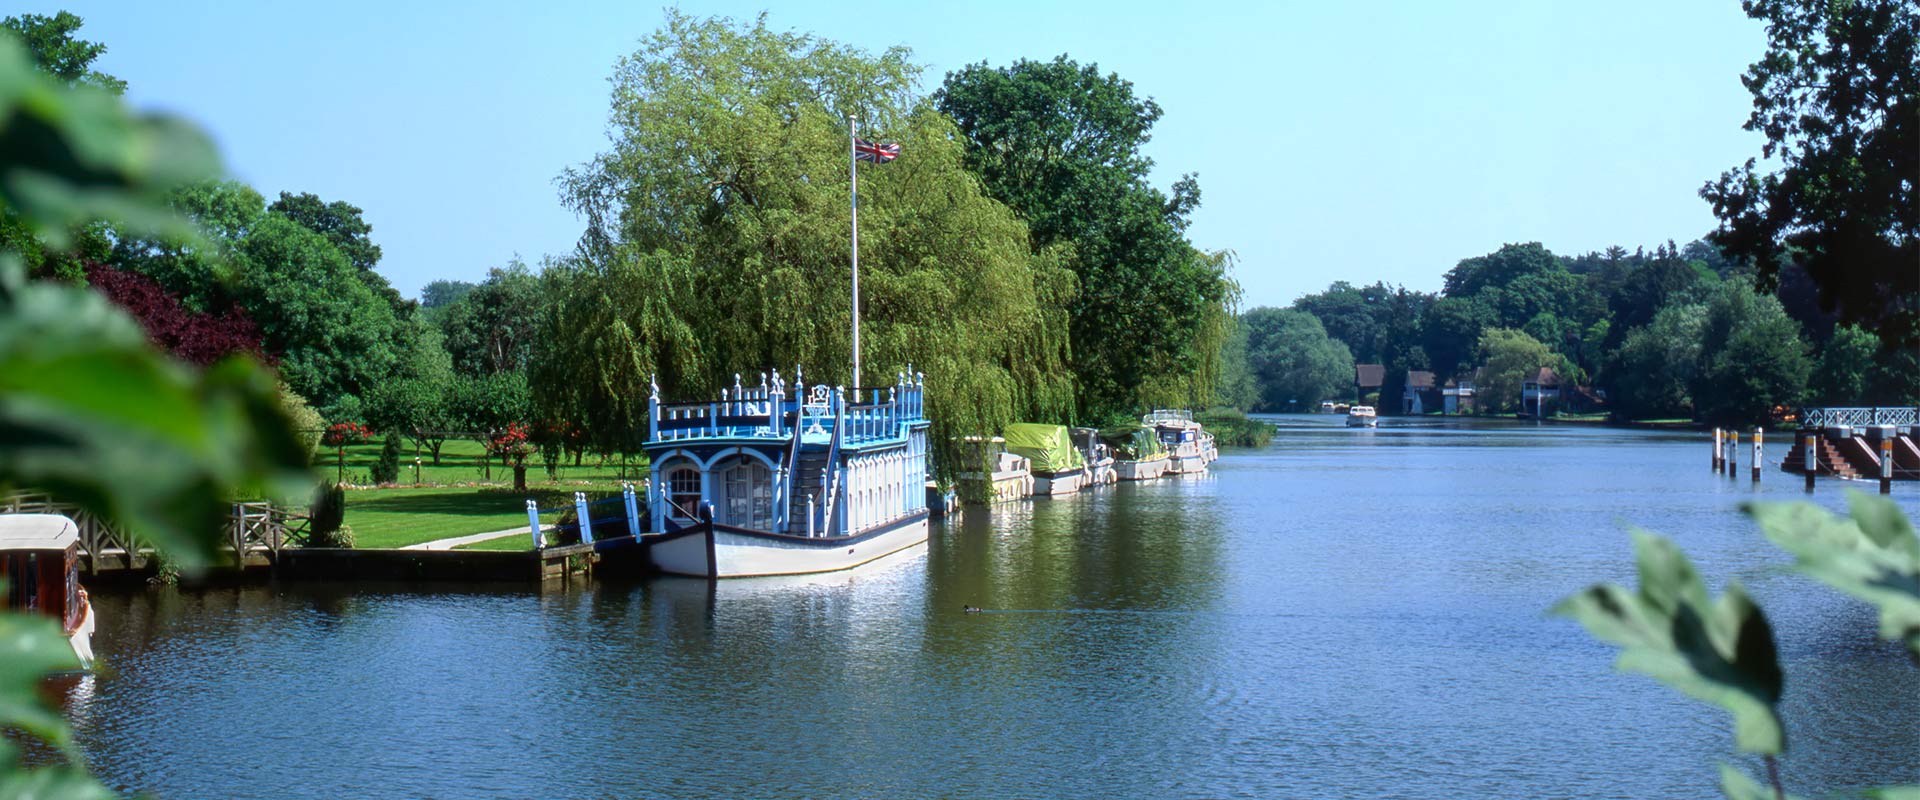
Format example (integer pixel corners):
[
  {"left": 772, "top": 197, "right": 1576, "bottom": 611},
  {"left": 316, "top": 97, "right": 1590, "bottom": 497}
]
[
  {"left": 0, "top": 514, "right": 79, "bottom": 550},
  {"left": 1354, "top": 364, "right": 1385, "bottom": 388},
  {"left": 1526, "top": 367, "right": 1561, "bottom": 387},
  {"left": 1405, "top": 370, "right": 1436, "bottom": 389}
]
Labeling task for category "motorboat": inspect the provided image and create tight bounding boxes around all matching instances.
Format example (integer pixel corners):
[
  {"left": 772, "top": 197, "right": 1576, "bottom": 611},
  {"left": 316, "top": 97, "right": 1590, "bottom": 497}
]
[{"left": 0, "top": 514, "right": 95, "bottom": 669}]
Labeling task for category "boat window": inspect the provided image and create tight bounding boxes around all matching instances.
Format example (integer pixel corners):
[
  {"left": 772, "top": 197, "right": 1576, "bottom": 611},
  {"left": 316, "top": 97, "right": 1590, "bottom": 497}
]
[
  {"left": 722, "top": 458, "right": 773, "bottom": 530},
  {"left": 666, "top": 465, "right": 702, "bottom": 520}
]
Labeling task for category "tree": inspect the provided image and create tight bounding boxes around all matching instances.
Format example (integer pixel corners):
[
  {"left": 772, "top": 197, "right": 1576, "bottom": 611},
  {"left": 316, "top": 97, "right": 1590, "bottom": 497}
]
[
  {"left": 419, "top": 278, "right": 476, "bottom": 313},
  {"left": 366, "top": 323, "right": 460, "bottom": 463},
  {"left": 1691, "top": 283, "right": 1811, "bottom": 425},
  {"left": 1241, "top": 307, "right": 1355, "bottom": 412},
  {"left": 1609, "top": 302, "right": 1709, "bottom": 420},
  {"left": 1475, "top": 328, "right": 1558, "bottom": 414},
  {"left": 84, "top": 261, "right": 265, "bottom": 365},
  {"left": 370, "top": 431, "right": 402, "bottom": 484},
  {"left": 438, "top": 260, "right": 541, "bottom": 376},
  {"left": 553, "top": 13, "right": 1076, "bottom": 477},
  {"left": 1442, "top": 242, "right": 1558, "bottom": 298},
  {"left": 936, "top": 55, "right": 1235, "bottom": 418},
  {"left": 1702, "top": 0, "right": 1918, "bottom": 342},
  {"left": 1810, "top": 324, "right": 1879, "bottom": 404},
  {"left": 1211, "top": 315, "right": 1259, "bottom": 411},
  {"left": 1420, "top": 296, "right": 1494, "bottom": 379},
  {"left": 0, "top": 31, "right": 307, "bottom": 798},
  {"left": 0, "top": 11, "right": 124, "bottom": 93}
]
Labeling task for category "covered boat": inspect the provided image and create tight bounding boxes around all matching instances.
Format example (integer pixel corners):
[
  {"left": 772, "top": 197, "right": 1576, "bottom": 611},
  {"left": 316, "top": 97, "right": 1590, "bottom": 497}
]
[
  {"left": 954, "top": 436, "right": 1034, "bottom": 504},
  {"left": 1003, "top": 423, "right": 1088, "bottom": 495},
  {"left": 1112, "top": 426, "right": 1170, "bottom": 481},
  {"left": 1145, "top": 410, "right": 1217, "bottom": 474},
  {"left": 0, "top": 514, "right": 95, "bottom": 668},
  {"left": 644, "top": 370, "right": 932, "bottom": 578}
]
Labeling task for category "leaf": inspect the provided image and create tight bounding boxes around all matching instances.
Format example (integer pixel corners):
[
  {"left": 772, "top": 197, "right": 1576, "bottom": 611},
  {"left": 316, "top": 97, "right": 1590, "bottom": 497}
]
[
  {"left": 1745, "top": 493, "right": 1920, "bottom": 661},
  {"left": 0, "top": 766, "right": 119, "bottom": 800},
  {"left": 0, "top": 613, "right": 83, "bottom": 751},
  {"left": 1555, "top": 531, "right": 1786, "bottom": 754},
  {"left": 1718, "top": 763, "right": 1803, "bottom": 800}
]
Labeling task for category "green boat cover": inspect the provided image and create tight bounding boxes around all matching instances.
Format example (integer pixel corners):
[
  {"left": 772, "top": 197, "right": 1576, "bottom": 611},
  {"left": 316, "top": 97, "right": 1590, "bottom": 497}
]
[
  {"left": 1003, "top": 423, "right": 1086, "bottom": 473},
  {"left": 1118, "top": 427, "right": 1166, "bottom": 460}
]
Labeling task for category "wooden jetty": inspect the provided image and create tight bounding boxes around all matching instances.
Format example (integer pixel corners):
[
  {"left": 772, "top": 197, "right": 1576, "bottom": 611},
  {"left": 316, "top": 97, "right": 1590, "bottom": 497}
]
[{"left": 1770, "top": 407, "right": 1919, "bottom": 493}]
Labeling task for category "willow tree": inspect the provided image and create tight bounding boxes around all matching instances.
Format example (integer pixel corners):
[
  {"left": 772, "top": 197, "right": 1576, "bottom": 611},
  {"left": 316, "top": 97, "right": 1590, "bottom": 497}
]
[{"left": 544, "top": 13, "right": 1075, "bottom": 477}]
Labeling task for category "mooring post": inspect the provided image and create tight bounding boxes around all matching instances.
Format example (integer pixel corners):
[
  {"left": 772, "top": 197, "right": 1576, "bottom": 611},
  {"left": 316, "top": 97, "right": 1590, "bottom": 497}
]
[
  {"left": 623, "top": 482, "right": 641, "bottom": 538},
  {"left": 1751, "top": 427, "right": 1762, "bottom": 483},
  {"left": 1881, "top": 435, "right": 1894, "bottom": 495},
  {"left": 1712, "top": 427, "right": 1722, "bottom": 471},
  {"left": 1803, "top": 432, "right": 1817, "bottom": 491},
  {"left": 1726, "top": 430, "right": 1737, "bottom": 477},
  {"left": 574, "top": 491, "right": 595, "bottom": 545},
  {"left": 526, "top": 499, "right": 542, "bottom": 550}
]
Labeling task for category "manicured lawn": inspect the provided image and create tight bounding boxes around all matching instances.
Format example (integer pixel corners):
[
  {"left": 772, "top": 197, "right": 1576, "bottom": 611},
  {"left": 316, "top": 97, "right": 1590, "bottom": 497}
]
[
  {"left": 456, "top": 534, "right": 541, "bottom": 551},
  {"left": 316, "top": 435, "right": 648, "bottom": 487},
  {"left": 345, "top": 484, "right": 631, "bottom": 549}
]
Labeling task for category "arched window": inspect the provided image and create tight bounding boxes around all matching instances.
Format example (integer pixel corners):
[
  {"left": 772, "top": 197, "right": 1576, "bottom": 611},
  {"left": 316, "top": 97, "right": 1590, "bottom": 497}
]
[
  {"left": 665, "top": 464, "right": 702, "bottom": 520},
  {"left": 722, "top": 457, "right": 772, "bottom": 530}
]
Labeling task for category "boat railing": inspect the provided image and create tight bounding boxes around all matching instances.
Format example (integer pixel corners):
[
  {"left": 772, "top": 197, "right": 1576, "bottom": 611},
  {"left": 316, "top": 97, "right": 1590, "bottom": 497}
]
[
  {"left": 1142, "top": 409, "right": 1194, "bottom": 426},
  {"left": 649, "top": 369, "right": 928, "bottom": 444}
]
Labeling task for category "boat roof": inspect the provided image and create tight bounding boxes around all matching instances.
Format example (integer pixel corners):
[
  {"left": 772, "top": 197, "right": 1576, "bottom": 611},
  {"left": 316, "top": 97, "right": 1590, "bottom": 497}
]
[{"left": 0, "top": 514, "right": 79, "bottom": 550}]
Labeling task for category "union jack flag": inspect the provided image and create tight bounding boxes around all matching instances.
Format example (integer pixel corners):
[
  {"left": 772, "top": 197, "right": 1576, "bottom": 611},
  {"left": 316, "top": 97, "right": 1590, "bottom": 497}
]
[{"left": 854, "top": 138, "right": 900, "bottom": 163}]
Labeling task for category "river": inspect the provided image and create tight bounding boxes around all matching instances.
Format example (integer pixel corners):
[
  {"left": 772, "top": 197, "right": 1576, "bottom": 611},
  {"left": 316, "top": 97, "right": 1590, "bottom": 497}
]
[{"left": 65, "top": 417, "right": 1920, "bottom": 798}]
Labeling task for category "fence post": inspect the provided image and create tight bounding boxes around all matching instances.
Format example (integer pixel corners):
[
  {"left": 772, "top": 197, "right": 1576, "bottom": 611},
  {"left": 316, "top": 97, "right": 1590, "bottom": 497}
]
[
  {"left": 527, "top": 500, "right": 542, "bottom": 550},
  {"left": 574, "top": 491, "right": 595, "bottom": 545},
  {"left": 1712, "top": 428, "right": 1722, "bottom": 471},
  {"left": 623, "top": 482, "right": 641, "bottom": 538}
]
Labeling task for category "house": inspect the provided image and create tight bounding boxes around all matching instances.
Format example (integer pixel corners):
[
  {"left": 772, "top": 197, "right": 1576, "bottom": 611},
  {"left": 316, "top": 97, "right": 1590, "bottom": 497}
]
[
  {"left": 1442, "top": 370, "right": 1480, "bottom": 415},
  {"left": 1521, "top": 367, "right": 1561, "bottom": 417},
  {"left": 1402, "top": 371, "right": 1438, "bottom": 415},
  {"left": 1354, "top": 364, "right": 1384, "bottom": 403}
]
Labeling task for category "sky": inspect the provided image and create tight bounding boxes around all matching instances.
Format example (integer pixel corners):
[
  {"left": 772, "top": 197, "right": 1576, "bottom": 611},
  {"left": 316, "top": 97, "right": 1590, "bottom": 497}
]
[{"left": 26, "top": 1, "right": 1769, "bottom": 309}]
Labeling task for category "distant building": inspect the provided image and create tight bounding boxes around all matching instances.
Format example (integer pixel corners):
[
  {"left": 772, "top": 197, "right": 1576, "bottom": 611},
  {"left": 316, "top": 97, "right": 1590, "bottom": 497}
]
[
  {"left": 1354, "top": 364, "right": 1384, "bottom": 403},
  {"left": 1402, "top": 370, "right": 1438, "bottom": 415},
  {"left": 1521, "top": 367, "right": 1561, "bottom": 417},
  {"left": 1442, "top": 370, "right": 1481, "bottom": 415}
]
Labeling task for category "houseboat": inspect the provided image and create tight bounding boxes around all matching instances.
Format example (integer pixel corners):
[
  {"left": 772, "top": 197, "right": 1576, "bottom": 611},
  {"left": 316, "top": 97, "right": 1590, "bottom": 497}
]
[
  {"left": 955, "top": 436, "right": 1034, "bottom": 504},
  {"left": 1146, "top": 410, "right": 1217, "bottom": 474},
  {"left": 0, "top": 514, "right": 95, "bottom": 669},
  {"left": 1004, "top": 423, "right": 1088, "bottom": 495},
  {"left": 1112, "top": 426, "right": 1170, "bottom": 481},
  {"left": 1347, "top": 405, "right": 1378, "bottom": 427},
  {"left": 1071, "top": 427, "right": 1118, "bottom": 486},
  {"left": 643, "top": 369, "right": 932, "bottom": 579}
]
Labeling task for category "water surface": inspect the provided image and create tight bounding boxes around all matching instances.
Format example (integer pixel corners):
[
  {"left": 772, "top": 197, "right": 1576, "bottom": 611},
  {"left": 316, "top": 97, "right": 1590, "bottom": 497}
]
[{"left": 70, "top": 418, "right": 1920, "bottom": 798}]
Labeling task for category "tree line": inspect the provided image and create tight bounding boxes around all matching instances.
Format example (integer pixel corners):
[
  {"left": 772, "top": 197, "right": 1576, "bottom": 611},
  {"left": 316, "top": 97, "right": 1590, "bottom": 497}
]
[
  {"left": 7, "top": 11, "right": 1240, "bottom": 480},
  {"left": 1217, "top": 0, "right": 1917, "bottom": 427}
]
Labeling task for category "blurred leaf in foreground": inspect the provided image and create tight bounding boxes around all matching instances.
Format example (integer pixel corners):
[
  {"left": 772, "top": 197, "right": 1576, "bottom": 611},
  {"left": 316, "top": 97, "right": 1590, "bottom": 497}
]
[
  {"left": 1745, "top": 492, "right": 1920, "bottom": 662},
  {"left": 1553, "top": 531, "right": 1786, "bottom": 754}
]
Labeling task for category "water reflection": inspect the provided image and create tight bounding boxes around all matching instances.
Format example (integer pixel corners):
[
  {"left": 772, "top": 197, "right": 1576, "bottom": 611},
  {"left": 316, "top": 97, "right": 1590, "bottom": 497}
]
[{"left": 63, "top": 420, "right": 1920, "bottom": 798}]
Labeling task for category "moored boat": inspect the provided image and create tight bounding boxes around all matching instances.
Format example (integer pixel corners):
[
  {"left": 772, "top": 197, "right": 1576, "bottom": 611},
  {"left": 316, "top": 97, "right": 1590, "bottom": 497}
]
[
  {"left": 1146, "top": 409, "right": 1215, "bottom": 474},
  {"left": 1071, "top": 427, "right": 1117, "bottom": 486},
  {"left": 1112, "top": 426, "right": 1171, "bottom": 480},
  {"left": 643, "top": 370, "right": 932, "bottom": 579},
  {"left": 1004, "top": 423, "right": 1088, "bottom": 495},
  {"left": 1347, "top": 405, "right": 1378, "bottom": 427},
  {"left": 955, "top": 436, "right": 1035, "bottom": 503},
  {"left": 0, "top": 514, "right": 95, "bottom": 669}
]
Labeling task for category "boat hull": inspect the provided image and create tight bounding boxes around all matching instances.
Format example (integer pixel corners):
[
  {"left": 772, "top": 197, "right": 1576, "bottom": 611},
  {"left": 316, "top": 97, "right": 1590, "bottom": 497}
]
[
  {"left": 1032, "top": 470, "right": 1086, "bottom": 495},
  {"left": 649, "top": 513, "right": 930, "bottom": 579},
  {"left": 1117, "top": 457, "right": 1170, "bottom": 480}
]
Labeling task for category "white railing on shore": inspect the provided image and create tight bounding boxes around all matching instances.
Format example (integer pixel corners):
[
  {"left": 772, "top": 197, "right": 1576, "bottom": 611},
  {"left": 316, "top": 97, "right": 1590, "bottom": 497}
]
[{"left": 1799, "top": 407, "right": 1919, "bottom": 428}]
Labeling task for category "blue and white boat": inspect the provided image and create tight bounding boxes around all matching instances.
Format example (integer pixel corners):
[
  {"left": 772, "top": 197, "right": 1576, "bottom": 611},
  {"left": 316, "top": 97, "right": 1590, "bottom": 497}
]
[{"left": 643, "top": 369, "right": 933, "bottom": 578}]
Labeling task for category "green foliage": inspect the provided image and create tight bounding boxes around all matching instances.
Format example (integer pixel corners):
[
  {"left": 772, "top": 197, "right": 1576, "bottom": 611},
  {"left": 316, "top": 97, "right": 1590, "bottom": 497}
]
[
  {"left": 1474, "top": 328, "right": 1558, "bottom": 414},
  {"left": 0, "top": 10, "right": 123, "bottom": 94},
  {"left": 1609, "top": 302, "right": 1708, "bottom": 420},
  {"left": 1555, "top": 532, "right": 1786, "bottom": 754},
  {"left": 1196, "top": 407, "right": 1272, "bottom": 448},
  {"left": 1561, "top": 495, "right": 1920, "bottom": 798},
  {"left": 1240, "top": 307, "right": 1354, "bottom": 412},
  {"left": 1420, "top": 296, "right": 1494, "bottom": 380},
  {"left": 551, "top": 13, "right": 1075, "bottom": 477},
  {"left": 936, "top": 54, "right": 1236, "bottom": 418},
  {"left": 1746, "top": 493, "right": 1920, "bottom": 662},
  {"left": 1692, "top": 283, "right": 1811, "bottom": 425},
  {"left": 279, "top": 383, "right": 325, "bottom": 461},
  {"left": 371, "top": 433, "right": 402, "bottom": 484},
  {"left": 309, "top": 481, "right": 348, "bottom": 547},
  {"left": 1810, "top": 324, "right": 1880, "bottom": 404},
  {"left": 0, "top": 31, "right": 308, "bottom": 796},
  {"left": 1702, "top": 0, "right": 1917, "bottom": 344},
  {"left": 437, "top": 260, "right": 540, "bottom": 377},
  {"left": 1210, "top": 315, "right": 1258, "bottom": 411}
]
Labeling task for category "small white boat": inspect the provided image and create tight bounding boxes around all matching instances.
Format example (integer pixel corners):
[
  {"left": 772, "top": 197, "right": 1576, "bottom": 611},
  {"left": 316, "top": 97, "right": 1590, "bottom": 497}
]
[
  {"left": 0, "top": 514, "right": 96, "bottom": 669},
  {"left": 1319, "top": 401, "right": 1338, "bottom": 414},
  {"left": 1347, "top": 405, "right": 1378, "bottom": 428},
  {"left": 1145, "top": 410, "right": 1216, "bottom": 474}
]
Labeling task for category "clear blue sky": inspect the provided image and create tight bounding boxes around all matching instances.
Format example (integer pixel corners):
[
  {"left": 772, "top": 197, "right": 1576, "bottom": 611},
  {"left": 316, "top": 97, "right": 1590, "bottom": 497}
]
[{"left": 31, "top": 1, "right": 1766, "bottom": 309}]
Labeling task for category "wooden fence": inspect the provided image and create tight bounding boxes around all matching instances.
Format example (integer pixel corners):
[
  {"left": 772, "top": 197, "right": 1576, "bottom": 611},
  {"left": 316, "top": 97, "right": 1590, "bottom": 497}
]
[{"left": 1, "top": 493, "right": 310, "bottom": 573}]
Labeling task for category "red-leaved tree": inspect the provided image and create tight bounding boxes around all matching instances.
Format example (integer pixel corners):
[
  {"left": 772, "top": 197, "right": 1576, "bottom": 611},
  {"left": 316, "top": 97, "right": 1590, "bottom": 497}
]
[{"left": 84, "top": 262, "right": 267, "bottom": 366}]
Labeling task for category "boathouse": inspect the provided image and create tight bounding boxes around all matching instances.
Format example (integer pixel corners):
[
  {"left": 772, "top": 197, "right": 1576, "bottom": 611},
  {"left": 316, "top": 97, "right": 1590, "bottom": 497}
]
[
  {"left": 1402, "top": 371, "right": 1438, "bottom": 415},
  {"left": 1354, "top": 364, "right": 1385, "bottom": 404},
  {"left": 1521, "top": 367, "right": 1561, "bottom": 417}
]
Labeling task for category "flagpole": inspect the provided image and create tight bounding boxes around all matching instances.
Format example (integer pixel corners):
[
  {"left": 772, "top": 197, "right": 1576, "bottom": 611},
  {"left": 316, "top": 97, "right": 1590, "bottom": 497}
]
[{"left": 849, "top": 114, "right": 861, "bottom": 396}]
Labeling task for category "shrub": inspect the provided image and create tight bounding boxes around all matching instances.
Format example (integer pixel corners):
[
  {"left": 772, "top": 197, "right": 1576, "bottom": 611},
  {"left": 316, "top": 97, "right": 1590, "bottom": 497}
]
[
  {"left": 370, "top": 433, "right": 401, "bottom": 484},
  {"left": 308, "top": 481, "right": 351, "bottom": 548}
]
